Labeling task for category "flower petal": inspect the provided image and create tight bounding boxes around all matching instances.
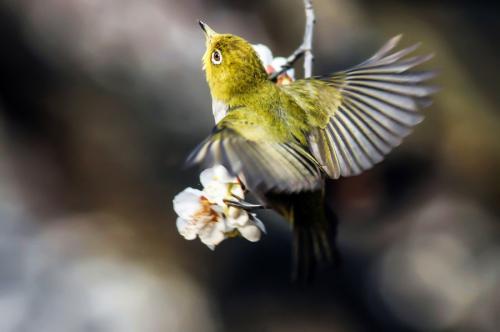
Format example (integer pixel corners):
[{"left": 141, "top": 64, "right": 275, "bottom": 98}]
[
  {"left": 198, "top": 219, "right": 227, "bottom": 249},
  {"left": 200, "top": 165, "right": 240, "bottom": 205},
  {"left": 271, "top": 57, "right": 295, "bottom": 80},
  {"left": 252, "top": 44, "right": 274, "bottom": 67},
  {"left": 199, "top": 167, "right": 216, "bottom": 188},
  {"left": 230, "top": 183, "right": 245, "bottom": 199},
  {"left": 227, "top": 207, "right": 249, "bottom": 227},
  {"left": 200, "top": 165, "right": 236, "bottom": 187},
  {"left": 238, "top": 224, "right": 262, "bottom": 242},
  {"left": 173, "top": 188, "right": 204, "bottom": 219},
  {"left": 202, "top": 182, "right": 229, "bottom": 205},
  {"left": 176, "top": 217, "right": 198, "bottom": 240},
  {"left": 213, "top": 165, "right": 237, "bottom": 183}
]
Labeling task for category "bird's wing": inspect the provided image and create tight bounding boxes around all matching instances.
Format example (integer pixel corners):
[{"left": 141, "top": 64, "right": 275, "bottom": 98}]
[
  {"left": 186, "top": 109, "right": 322, "bottom": 193},
  {"left": 282, "top": 35, "right": 438, "bottom": 179}
]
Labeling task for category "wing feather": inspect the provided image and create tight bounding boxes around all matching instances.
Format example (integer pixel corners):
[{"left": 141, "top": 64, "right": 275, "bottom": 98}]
[
  {"left": 285, "top": 36, "right": 437, "bottom": 179},
  {"left": 187, "top": 128, "right": 322, "bottom": 193}
]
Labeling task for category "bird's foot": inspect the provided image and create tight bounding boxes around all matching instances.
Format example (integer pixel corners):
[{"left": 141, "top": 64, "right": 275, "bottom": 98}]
[{"left": 223, "top": 199, "right": 265, "bottom": 211}]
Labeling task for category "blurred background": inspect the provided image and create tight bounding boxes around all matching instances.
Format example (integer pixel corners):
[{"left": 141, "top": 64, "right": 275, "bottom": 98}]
[{"left": 0, "top": 0, "right": 499, "bottom": 331}]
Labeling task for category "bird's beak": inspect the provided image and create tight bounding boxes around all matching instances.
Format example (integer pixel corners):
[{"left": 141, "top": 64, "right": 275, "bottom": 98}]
[{"left": 199, "top": 20, "right": 217, "bottom": 39}]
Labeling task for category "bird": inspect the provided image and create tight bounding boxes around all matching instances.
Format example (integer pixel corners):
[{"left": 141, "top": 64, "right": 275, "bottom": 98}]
[{"left": 188, "top": 21, "right": 437, "bottom": 281}]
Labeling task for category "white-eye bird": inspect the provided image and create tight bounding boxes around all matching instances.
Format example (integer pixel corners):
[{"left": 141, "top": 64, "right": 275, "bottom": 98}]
[{"left": 188, "top": 21, "right": 437, "bottom": 280}]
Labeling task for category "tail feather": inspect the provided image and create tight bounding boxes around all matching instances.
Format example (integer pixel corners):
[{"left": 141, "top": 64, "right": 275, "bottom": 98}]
[
  {"left": 264, "top": 189, "right": 340, "bottom": 283},
  {"left": 292, "top": 198, "right": 340, "bottom": 282}
]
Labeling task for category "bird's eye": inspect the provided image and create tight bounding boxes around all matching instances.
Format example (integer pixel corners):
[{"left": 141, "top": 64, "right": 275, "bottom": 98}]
[{"left": 211, "top": 49, "right": 222, "bottom": 65}]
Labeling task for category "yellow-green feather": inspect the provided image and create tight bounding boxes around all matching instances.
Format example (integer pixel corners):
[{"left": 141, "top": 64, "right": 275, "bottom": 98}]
[{"left": 203, "top": 34, "right": 268, "bottom": 102}]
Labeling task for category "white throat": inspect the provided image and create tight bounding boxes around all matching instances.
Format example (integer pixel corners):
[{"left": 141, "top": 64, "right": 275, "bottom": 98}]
[{"left": 212, "top": 99, "right": 228, "bottom": 124}]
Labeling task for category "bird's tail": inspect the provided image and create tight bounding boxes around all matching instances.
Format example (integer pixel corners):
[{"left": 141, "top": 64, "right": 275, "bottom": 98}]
[
  {"left": 291, "top": 191, "right": 340, "bottom": 282},
  {"left": 266, "top": 189, "right": 340, "bottom": 282}
]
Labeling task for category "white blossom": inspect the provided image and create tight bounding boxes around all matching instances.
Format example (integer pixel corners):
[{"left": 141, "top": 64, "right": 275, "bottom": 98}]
[
  {"left": 226, "top": 207, "right": 266, "bottom": 242},
  {"left": 252, "top": 44, "right": 274, "bottom": 68},
  {"left": 252, "top": 44, "right": 295, "bottom": 84},
  {"left": 173, "top": 188, "right": 227, "bottom": 249},
  {"left": 173, "top": 165, "right": 266, "bottom": 249},
  {"left": 270, "top": 56, "right": 295, "bottom": 84},
  {"left": 199, "top": 165, "right": 243, "bottom": 206}
]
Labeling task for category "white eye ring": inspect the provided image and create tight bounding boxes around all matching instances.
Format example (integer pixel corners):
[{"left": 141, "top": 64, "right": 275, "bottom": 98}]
[{"left": 211, "top": 49, "right": 222, "bottom": 65}]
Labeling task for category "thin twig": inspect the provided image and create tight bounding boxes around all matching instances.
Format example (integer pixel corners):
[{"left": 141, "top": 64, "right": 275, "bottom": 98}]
[
  {"left": 269, "top": 47, "right": 305, "bottom": 81},
  {"left": 302, "top": 0, "right": 315, "bottom": 78},
  {"left": 269, "top": 0, "right": 315, "bottom": 81}
]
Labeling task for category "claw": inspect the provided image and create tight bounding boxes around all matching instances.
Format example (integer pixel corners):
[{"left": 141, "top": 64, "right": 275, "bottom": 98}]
[{"left": 224, "top": 199, "right": 265, "bottom": 211}]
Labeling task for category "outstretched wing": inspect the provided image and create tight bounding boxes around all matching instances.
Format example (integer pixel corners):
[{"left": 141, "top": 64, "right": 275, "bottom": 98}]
[
  {"left": 186, "top": 121, "right": 322, "bottom": 194},
  {"left": 283, "top": 35, "right": 438, "bottom": 179}
]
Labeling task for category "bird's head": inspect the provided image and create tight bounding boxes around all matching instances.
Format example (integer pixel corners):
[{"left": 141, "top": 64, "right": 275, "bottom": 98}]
[{"left": 199, "top": 21, "right": 268, "bottom": 102}]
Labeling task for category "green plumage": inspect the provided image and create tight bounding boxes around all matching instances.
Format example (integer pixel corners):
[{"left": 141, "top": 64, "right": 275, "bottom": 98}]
[{"left": 191, "top": 23, "right": 436, "bottom": 279}]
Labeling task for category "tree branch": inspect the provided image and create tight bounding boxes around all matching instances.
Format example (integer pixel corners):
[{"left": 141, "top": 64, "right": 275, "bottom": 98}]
[
  {"left": 302, "top": 0, "right": 315, "bottom": 78},
  {"left": 269, "top": 0, "right": 315, "bottom": 81}
]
